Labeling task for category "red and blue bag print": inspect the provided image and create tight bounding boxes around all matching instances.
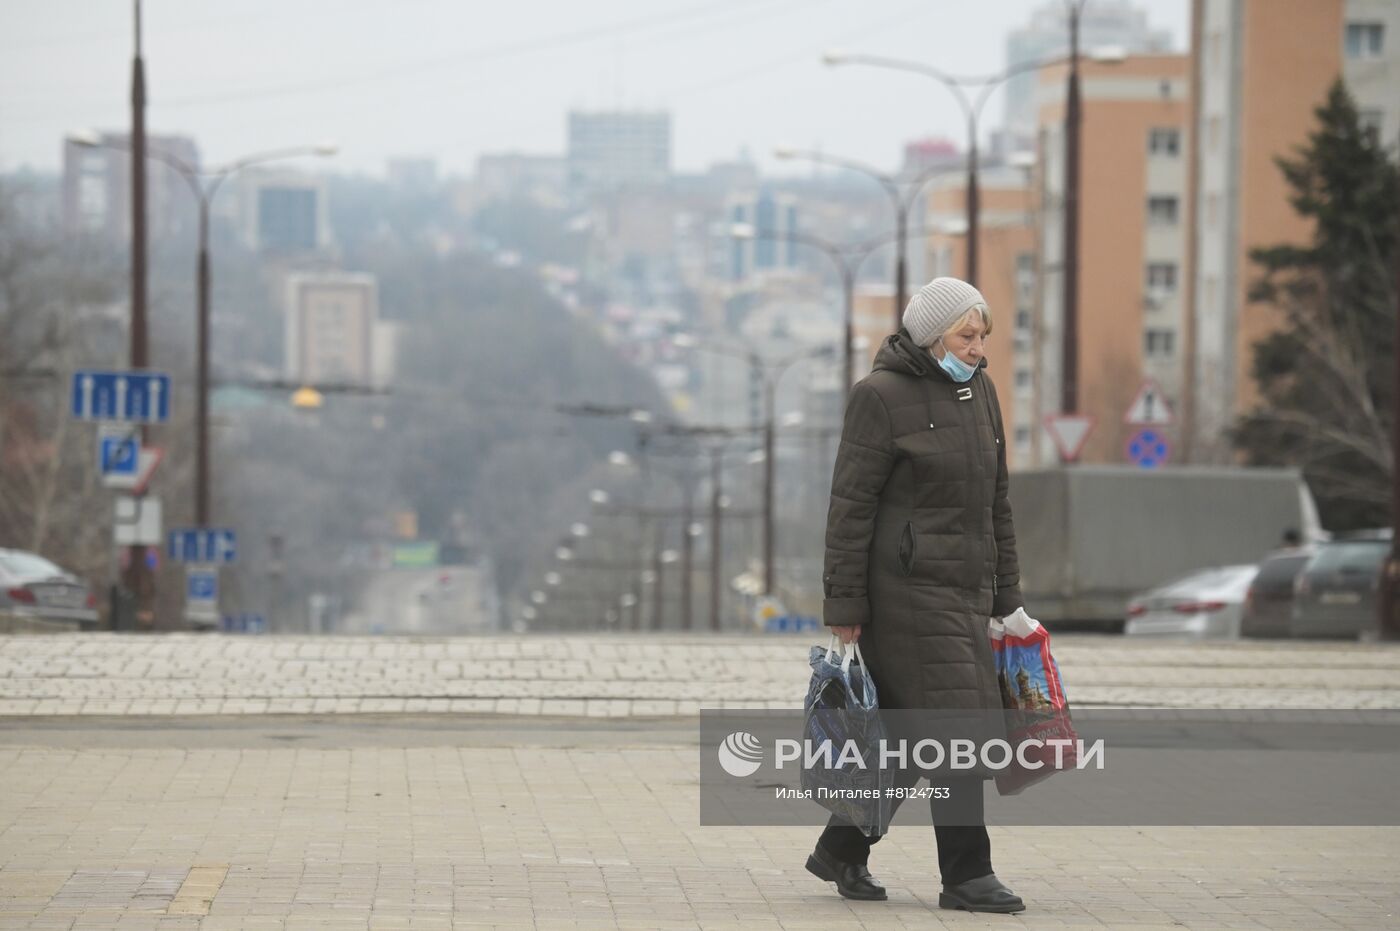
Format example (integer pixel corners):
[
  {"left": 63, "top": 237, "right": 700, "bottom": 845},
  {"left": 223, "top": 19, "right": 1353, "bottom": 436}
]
[{"left": 989, "top": 607, "right": 1079, "bottom": 795}]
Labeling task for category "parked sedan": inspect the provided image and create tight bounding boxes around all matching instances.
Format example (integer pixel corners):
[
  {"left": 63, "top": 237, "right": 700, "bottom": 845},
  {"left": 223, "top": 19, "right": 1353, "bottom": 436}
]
[
  {"left": 1240, "top": 547, "right": 1317, "bottom": 638},
  {"left": 1124, "top": 564, "right": 1260, "bottom": 638},
  {"left": 1292, "top": 531, "right": 1389, "bottom": 639},
  {"left": 0, "top": 548, "right": 98, "bottom": 630}
]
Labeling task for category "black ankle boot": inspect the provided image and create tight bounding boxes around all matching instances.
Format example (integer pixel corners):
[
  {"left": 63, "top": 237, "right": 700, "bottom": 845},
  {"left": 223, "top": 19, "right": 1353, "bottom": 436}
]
[
  {"left": 805, "top": 843, "right": 888, "bottom": 901},
  {"left": 938, "top": 873, "right": 1025, "bottom": 913}
]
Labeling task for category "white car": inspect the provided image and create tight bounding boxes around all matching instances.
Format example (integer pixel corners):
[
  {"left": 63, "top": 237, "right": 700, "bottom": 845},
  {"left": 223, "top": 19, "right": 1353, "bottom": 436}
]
[
  {"left": 0, "top": 548, "right": 98, "bottom": 630},
  {"left": 1124, "top": 564, "right": 1260, "bottom": 638}
]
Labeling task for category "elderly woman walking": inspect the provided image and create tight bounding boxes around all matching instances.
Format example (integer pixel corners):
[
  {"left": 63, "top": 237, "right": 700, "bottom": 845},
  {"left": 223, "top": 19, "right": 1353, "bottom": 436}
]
[{"left": 804, "top": 277, "right": 1026, "bottom": 914}]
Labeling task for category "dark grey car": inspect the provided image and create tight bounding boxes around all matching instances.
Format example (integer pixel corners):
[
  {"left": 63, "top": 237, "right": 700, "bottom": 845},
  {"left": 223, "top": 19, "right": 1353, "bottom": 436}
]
[
  {"left": 1241, "top": 548, "right": 1316, "bottom": 638},
  {"left": 1291, "top": 531, "right": 1390, "bottom": 639}
]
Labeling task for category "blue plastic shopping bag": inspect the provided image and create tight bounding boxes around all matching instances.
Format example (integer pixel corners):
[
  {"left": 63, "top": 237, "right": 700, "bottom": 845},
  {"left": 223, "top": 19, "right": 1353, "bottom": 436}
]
[{"left": 801, "top": 635, "right": 893, "bottom": 835}]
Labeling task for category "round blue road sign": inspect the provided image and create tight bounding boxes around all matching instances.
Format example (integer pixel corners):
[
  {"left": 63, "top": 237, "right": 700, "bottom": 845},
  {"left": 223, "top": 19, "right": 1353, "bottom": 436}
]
[{"left": 1126, "top": 429, "right": 1171, "bottom": 468}]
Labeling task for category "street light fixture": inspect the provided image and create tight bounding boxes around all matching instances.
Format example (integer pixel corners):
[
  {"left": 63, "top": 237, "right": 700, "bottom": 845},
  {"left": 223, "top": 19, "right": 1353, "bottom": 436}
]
[
  {"left": 69, "top": 131, "right": 337, "bottom": 526},
  {"left": 822, "top": 44, "right": 1121, "bottom": 287},
  {"left": 730, "top": 222, "right": 900, "bottom": 401},
  {"left": 773, "top": 146, "right": 959, "bottom": 324}
]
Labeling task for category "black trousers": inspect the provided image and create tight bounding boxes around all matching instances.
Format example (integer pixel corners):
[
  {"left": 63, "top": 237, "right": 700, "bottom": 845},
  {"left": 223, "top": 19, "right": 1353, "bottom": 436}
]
[{"left": 816, "top": 765, "right": 993, "bottom": 886}]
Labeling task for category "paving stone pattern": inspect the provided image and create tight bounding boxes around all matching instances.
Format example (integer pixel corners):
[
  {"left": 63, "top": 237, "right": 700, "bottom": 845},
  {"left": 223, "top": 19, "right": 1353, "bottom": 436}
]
[
  {"left": 1, "top": 633, "right": 1398, "bottom": 928},
  {"left": 0, "top": 633, "right": 1398, "bottom": 716}
]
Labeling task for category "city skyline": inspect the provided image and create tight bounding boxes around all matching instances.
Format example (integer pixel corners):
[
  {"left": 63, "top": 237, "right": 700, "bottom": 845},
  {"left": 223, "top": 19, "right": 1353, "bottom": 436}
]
[{"left": 0, "top": 0, "right": 1188, "bottom": 178}]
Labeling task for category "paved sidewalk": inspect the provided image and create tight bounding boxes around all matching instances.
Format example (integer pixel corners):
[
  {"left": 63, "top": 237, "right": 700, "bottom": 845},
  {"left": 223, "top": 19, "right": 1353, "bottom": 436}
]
[
  {"left": 1, "top": 635, "right": 1397, "bottom": 928},
  {"left": 1, "top": 633, "right": 1398, "bottom": 715},
  {"left": 1, "top": 715, "right": 1396, "bottom": 930}
]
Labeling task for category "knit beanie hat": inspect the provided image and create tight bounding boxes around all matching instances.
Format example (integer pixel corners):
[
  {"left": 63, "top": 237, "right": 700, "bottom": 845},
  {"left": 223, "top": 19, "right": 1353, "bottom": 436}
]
[{"left": 902, "top": 277, "right": 987, "bottom": 348}]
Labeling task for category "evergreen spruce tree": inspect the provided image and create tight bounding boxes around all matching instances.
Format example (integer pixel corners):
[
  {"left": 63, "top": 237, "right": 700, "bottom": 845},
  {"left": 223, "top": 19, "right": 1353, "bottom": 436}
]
[{"left": 1234, "top": 79, "right": 1399, "bottom": 530}]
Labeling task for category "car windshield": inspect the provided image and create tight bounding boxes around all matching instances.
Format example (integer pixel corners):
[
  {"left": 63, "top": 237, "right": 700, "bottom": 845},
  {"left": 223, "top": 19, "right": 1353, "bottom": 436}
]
[
  {"left": 1308, "top": 541, "right": 1387, "bottom": 573},
  {"left": 0, "top": 551, "right": 66, "bottom": 582}
]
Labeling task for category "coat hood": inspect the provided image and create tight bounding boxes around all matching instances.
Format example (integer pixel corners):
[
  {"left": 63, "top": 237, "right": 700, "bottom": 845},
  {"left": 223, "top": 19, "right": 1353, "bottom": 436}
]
[{"left": 873, "top": 328, "right": 990, "bottom": 381}]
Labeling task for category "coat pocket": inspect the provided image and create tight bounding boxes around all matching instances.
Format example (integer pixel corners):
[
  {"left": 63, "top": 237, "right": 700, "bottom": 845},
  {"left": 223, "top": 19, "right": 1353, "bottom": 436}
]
[{"left": 897, "top": 520, "right": 917, "bottom": 577}]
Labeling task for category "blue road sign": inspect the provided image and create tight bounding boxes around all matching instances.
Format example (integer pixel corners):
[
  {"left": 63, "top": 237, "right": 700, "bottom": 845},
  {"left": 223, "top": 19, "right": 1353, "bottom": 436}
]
[
  {"left": 221, "top": 613, "right": 265, "bottom": 634},
  {"left": 99, "top": 434, "right": 140, "bottom": 476},
  {"left": 186, "top": 569, "right": 218, "bottom": 603},
  {"left": 1126, "top": 429, "right": 1171, "bottom": 469},
  {"left": 71, "top": 370, "right": 171, "bottom": 423},
  {"left": 168, "top": 529, "right": 237, "bottom": 564},
  {"left": 764, "top": 615, "right": 821, "bottom": 633}
]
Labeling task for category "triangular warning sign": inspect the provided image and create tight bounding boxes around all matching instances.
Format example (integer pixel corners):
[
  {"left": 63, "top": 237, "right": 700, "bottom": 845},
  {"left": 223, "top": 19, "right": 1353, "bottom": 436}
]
[
  {"left": 1044, "top": 414, "right": 1096, "bottom": 463},
  {"left": 1124, "top": 379, "right": 1173, "bottom": 425}
]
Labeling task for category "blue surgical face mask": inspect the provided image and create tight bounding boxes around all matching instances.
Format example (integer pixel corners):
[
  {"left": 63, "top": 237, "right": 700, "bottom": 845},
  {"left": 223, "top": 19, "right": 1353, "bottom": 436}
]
[{"left": 933, "top": 338, "right": 978, "bottom": 382}]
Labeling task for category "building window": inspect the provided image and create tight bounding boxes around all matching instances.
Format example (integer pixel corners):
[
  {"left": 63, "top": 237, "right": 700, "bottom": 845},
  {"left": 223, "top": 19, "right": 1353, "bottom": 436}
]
[
  {"left": 1015, "top": 309, "right": 1032, "bottom": 331},
  {"left": 1147, "top": 196, "right": 1179, "bottom": 225},
  {"left": 1014, "top": 425, "right": 1031, "bottom": 453},
  {"left": 1146, "top": 263, "right": 1178, "bottom": 292},
  {"left": 1148, "top": 128, "right": 1180, "bottom": 156},
  {"left": 1345, "top": 22, "right": 1384, "bottom": 58},
  {"left": 1014, "top": 369, "right": 1032, "bottom": 396},
  {"left": 1360, "top": 109, "right": 1384, "bottom": 144},
  {"left": 1145, "top": 329, "right": 1176, "bottom": 357}
]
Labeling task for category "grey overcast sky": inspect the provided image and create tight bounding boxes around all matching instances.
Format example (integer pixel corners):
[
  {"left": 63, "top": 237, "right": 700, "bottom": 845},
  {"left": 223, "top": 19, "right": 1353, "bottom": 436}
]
[{"left": 0, "top": 0, "right": 1188, "bottom": 179}]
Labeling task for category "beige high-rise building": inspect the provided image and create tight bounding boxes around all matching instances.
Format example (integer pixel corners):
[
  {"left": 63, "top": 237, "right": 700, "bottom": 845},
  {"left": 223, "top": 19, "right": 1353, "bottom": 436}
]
[
  {"left": 283, "top": 272, "right": 381, "bottom": 386},
  {"left": 923, "top": 171, "right": 1039, "bottom": 468},
  {"left": 1035, "top": 53, "right": 1193, "bottom": 466},
  {"left": 1185, "top": 0, "right": 1400, "bottom": 461}
]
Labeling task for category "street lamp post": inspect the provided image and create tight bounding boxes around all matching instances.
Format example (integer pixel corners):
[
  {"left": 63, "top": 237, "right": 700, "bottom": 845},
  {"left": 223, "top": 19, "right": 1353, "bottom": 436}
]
[
  {"left": 128, "top": 0, "right": 150, "bottom": 627},
  {"left": 732, "top": 223, "right": 925, "bottom": 404},
  {"left": 1062, "top": 0, "right": 1086, "bottom": 415},
  {"left": 1384, "top": 188, "right": 1400, "bottom": 641},
  {"left": 70, "top": 137, "right": 336, "bottom": 525},
  {"left": 680, "top": 336, "right": 835, "bottom": 596},
  {"left": 774, "top": 148, "right": 956, "bottom": 328},
  {"left": 823, "top": 43, "right": 1123, "bottom": 289}
]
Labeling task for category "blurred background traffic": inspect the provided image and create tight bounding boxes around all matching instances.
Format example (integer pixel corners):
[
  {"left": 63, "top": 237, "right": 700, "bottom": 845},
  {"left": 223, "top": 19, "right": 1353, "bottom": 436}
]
[{"left": 0, "top": 0, "right": 1396, "bottom": 641}]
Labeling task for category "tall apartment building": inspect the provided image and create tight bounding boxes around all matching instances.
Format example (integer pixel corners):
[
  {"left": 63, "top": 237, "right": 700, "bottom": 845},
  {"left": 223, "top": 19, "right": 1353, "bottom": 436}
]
[
  {"left": 566, "top": 110, "right": 671, "bottom": 196},
  {"left": 1003, "top": 1, "right": 1173, "bottom": 154},
  {"left": 61, "top": 132, "right": 200, "bottom": 242},
  {"left": 923, "top": 169, "right": 1040, "bottom": 467},
  {"left": 1186, "top": 0, "right": 1400, "bottom": 461},
  {"left": 283, "top": 272, "right": 387, "bottom": 386},
  {"left": 725, "top": 188, "right": 799, "bottom": 282},
  {"left": 239, "top": 171, "right": 331, "bottom": 253},
  {"left": 1036, "top": 54, "right": 1192, "bottom": 466}
]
